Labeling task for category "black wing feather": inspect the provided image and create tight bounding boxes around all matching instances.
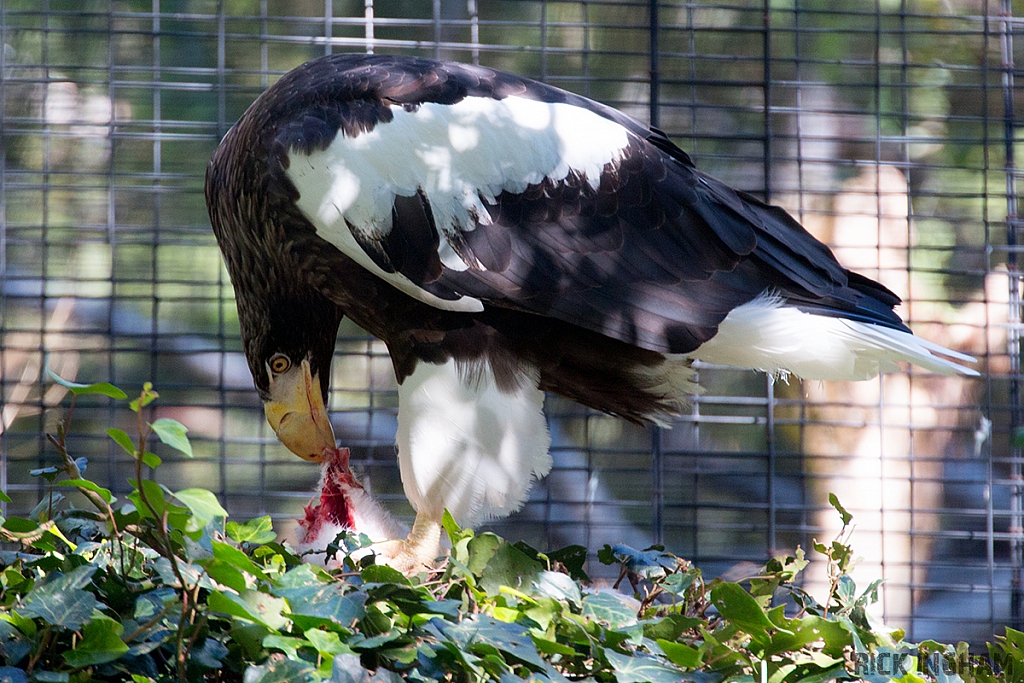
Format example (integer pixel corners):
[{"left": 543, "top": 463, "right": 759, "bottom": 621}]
[
  {"left": 388, "top": 191, "right": 444, "bottom": 284},
  {"left": 259, "top": 53, "right": 907, "bottom": 354}
]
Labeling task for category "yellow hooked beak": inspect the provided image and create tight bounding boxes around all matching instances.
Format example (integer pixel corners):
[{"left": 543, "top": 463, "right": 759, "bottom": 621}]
[{"left": 264, "top": 359, "right": 336, "bottom": 462}]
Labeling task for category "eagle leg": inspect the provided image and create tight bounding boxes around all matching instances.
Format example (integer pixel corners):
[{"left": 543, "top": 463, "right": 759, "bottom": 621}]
[{"left": 372, "top": 513, "right": 444, "bottom": 574}]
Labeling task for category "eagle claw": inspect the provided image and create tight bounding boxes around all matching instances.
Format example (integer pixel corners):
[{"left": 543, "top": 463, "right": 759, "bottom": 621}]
[
  {"left": 369, "top": 538, "right": 441, "bottom": 574},
  {"left": 370, "top": 515, "right": 445, "bottom": 574}
]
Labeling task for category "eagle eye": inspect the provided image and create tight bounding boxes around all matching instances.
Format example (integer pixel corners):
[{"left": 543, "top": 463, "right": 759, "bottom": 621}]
[{"left": 269, "top": 354, "right": 291, "bottom": 374}]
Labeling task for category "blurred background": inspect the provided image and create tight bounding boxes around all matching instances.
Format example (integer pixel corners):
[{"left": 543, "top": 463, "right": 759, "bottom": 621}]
[{"left": 0, "top": 0, "right": 1019, "bottom": 647}]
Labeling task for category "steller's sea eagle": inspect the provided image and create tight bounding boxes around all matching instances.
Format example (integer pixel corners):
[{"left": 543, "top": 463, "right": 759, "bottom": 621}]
[{"left": 205, "top": 53, "right": 977, "bottom": 570}]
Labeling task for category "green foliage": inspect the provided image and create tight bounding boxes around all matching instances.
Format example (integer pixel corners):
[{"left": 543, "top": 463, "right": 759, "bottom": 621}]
[{"left": 0, "top": 379, "right": 1009, "bottom": 682}]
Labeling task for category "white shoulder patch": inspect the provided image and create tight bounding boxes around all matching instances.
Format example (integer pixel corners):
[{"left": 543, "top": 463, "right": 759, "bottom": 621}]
[
  {"left": 395, "top": 357, "right": 552, "bottom": 527},
  {"left": 285, "top": 96, "right": 631, "bottom": 311}
]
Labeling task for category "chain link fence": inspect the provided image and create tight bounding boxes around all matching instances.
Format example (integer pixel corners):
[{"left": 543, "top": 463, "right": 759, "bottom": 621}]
[{"left": 1, "top": 0, "right": 1020, "bottom": 646}]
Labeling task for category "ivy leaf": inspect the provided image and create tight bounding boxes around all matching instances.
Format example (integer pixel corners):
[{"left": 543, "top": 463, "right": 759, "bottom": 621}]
[
  {"left": 29, "top": 467, "right": 60, "bottom": 482},
  {"left": 57, "top": 479, "right": 113, "bottom": 504},
  {"left": 856, "top": 578, "right": 884, "bottom": 609},
  {"left": 63, "top": 617, "right": 128, "bottom": 667},
  {"left": 20, "top": 565, "right": 98, "bottom": 630},
  {"left": 174, "top": 488, "right": 228, "bottom": 527},
  {"left": 534, "top": 571, "right": 581, "bottom": 608},
  {"left": 150, "top": 418, "right": 193, "bottom": 457},
  {"left": 711, "top": 582, "right": 790, "bottom": 646},
  {"left": 545, "top": 544, "right": 590, "bottom": 582},
  {"left": 273, "top": 563, "right": 330, "bottom": 591},
  {"left": 441, "top": 509, "right": 467, "bottom": 544},
  {"left": 129, "top": 383, "right": 159, "bottom": 413},
  {"left": 209, "top": 589, "right": 289, "bottom": 630},
  {"left": 272, "top": 571, "right": 366, "bottom": 629},
  {"left": 604, "top": 650, "right": 688, "bottom": 683},
  {"left": 422, "top": 599, "right": 462, "bottom": 618},
  {"left": 227, "top": 516, "right": 277, "bottom": 545},
  {"left": 242, "top": 658, "right": 316, "bottom": 683},
  {"left": 47, "top": 369, "right": 127, "bottom": 399},
  {"left": 601, "top": 544, "right": 676, "bottom": 580},
  {"left": 598, "top": 544, "right": 618, "bottom": 565},
  {"left": 523, "top": 597, "right": 561, "bottom": 632},
  {"left": 0, "top": 667, "right": 27, "bottom": 683},
  {"left": 656, "top": 640, "right": 702, "bottom": 669},
  {"left": 836, "top": 574, "right": 857, "bottom": 605},
  {"left": 361, "top": 564, "right": 410, "bottom": 586},
  {"left": 479, "top": 541, "right": 543, "bottom": 595},
  {"left": 752, "top": 549, "right": 809, "bottom": 598},
  {"left": 530, "top": 634, "right": 576, "bottom": 657},
  {"left": 204, "top": 559, "right": 248, "bottom": 593},
  {"left": 2, "top": 517, "right": 39, "bottom": 538},
  {"left": 213, "top": 540, "right": 268, "bottom": 581},
  {"left": 108, "top": 439, "right": 161, "bottom": 467},
  {"left": 828, "top": 493, "right": 853, "bottom": 526},
  {"left": 0, "top": 490, "right": 12, "bottom": 504},
  {"left": 766, "top": 615, "right": 851, "bottom": 659},
  {"left": 128, "top": 479, "right": 169, "bottom": 519},
  {"left": 27, "top": 673, "right": 67, "bottom": 683},
  {"left": 262, "top": 634, "right": 307, "bottom": 659},
  {"left": 663, "top": 570, "right": 696, "bottom": 597},
  {"left": 0, "top": 618, "right": 32, "bottom": 666},
  {"left": 304, "top": 628, "right": 352, "bottom": 660},
  {"left": 642, "top": 614, "right": 701, "bottom": 641},
  {"left": 140, "top": 451, "right": 163, "bottom": 468},
  {"left": 582, "top": 591, "right": 637, "bottom": 630},
  {"left": 438, "top": 615, "right": 546, "bottom": 670},
  {"left": 466, "top": 533, "right": 502, "bottom": 575},
  {"left": 231, "top": 623, "right": 273, "bottom": 662},
  {"left": 106, "top": 428, "right": 136, "bottom": 456},
  {"left": 331, "top": 653, "right": 405, "bottom": 683},
  {"left": 192, "top": 638, "right": 230, "bottom": 669}
]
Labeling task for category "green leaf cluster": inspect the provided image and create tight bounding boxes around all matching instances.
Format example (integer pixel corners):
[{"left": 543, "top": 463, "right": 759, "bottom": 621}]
[{"left": 0, "top": 378, "right": 1009, "bottom": 682}]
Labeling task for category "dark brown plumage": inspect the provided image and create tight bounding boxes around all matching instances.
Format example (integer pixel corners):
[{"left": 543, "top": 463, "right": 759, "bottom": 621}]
[{"left": 206, "top": 53, "right": 974, "bottom": 569}]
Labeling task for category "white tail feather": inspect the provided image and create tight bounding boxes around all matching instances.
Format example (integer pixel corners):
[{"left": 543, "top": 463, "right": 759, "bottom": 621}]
[
  {"left": 692, "top": 296, "right": 978, "bottom": 381},
  {"left": 633, "top": 357, "right": 702, "bottom": 426}
]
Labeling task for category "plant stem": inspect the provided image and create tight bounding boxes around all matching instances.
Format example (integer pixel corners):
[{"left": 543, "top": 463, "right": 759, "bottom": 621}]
[
  {"left": 123, "top": 604, "right": 173, "bottom": 642},
  {"left": 130, "top": 392, "right": 193, "bottom": 683},
  {"left": 47, "top": 401, "right": 132, "bottom": 576},
  {"left": 0, "top": 519, "right": 55, "bottom": 545},
  {"left": 25, "top": 624, "right": 53, "bottom": 674}
]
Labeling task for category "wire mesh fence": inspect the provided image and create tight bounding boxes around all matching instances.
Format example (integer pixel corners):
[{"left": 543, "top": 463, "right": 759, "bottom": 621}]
[{"left": 0, "top": 0, "right": 1019, "bottom": 647}]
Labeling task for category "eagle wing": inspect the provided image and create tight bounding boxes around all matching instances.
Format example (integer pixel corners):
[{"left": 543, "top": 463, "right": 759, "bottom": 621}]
[{"left": 267, "top": 54, "right": 906, "bottom": 356}]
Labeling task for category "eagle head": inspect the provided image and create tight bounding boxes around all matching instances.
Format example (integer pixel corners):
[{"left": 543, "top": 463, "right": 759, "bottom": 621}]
[
  {"left": 237, "top": 290, "right": 344, "bottom": 463},
  {"left": 262, "top": 354, "right": 336, "bottom": 463}
]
